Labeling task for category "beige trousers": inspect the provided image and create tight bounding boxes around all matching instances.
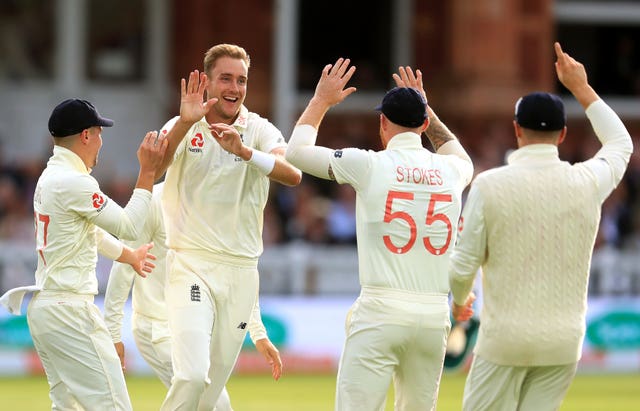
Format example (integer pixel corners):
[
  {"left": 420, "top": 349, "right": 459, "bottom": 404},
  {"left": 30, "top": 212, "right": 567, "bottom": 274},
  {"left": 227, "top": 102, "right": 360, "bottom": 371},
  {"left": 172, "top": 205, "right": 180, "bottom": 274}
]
[{"left": 27, "top": 291, "right": 132, "bottom": 411}]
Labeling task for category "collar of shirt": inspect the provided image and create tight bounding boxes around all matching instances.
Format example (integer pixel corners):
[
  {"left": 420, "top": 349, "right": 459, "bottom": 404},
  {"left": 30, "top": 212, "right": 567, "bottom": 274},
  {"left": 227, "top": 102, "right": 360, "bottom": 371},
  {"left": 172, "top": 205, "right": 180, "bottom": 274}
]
[
  {"left": 507, "top": 143, "right": 560, "bottom": 166},
  {"left": 386, "top": 132, "right": 423, "bottom": 150},
  {"left": 50, "top": 145, "right": 90, "bottom": 174}
]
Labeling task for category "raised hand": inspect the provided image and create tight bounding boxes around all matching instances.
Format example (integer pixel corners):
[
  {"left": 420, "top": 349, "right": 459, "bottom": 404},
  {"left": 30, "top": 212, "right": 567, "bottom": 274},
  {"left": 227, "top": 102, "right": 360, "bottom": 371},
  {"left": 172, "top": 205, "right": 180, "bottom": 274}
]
[
  {"left": 137, "top": 130, "right": 168, "bottom": 172},
  {"left": 554, "top": 42, "right": 588, "bottom": 93},
  {"left": 180, "top": 70, "right": 217, "bottom": 124},
  {"left": 313, "top": 57, "right": 357, "bottom": 107},
  {"left": 554, "top": 42, "right": 598, "bottom": 108},
  {"left": 392, "top": 66, "right": 427, "bottom": 102}
]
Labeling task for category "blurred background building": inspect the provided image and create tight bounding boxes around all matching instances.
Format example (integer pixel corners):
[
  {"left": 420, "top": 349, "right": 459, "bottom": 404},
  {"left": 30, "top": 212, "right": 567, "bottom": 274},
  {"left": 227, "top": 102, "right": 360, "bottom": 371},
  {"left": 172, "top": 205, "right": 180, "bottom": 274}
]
[{"left": 1, "top": 0, "right": 640, "bottom": 374}]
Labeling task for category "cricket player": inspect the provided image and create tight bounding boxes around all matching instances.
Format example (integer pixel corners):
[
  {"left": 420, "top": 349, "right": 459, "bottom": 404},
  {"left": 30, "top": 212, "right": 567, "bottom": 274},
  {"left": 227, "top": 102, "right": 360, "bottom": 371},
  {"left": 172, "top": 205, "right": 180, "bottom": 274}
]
[
  {"left": 155, "top": 44, "right": 297, "bottom": 410},
  {"left": 285, "top": 60, "right": 473, "bottom": 410},
  {"left": 449, "top": 42, "right": 633, "bottom": 411},
  {"left": 104, "top": 182, "right": 283, "bottom": 411},
  {"left": 7, "top": 98, "right": 166, "bottom": 410}
]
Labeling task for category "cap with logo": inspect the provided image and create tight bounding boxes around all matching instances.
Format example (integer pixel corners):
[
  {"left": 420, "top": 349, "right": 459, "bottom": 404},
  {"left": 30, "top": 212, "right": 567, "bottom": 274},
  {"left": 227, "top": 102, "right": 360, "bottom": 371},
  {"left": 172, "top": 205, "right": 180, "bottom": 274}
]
[
  {"left": 48, "top": 99, "right": 114, "bottom": 137},
  {"left": 375, "top": 87, "right": 428, "bottom": 128},
  {"left": 514, "top": 92, "right": 566, "bottom": 131}
]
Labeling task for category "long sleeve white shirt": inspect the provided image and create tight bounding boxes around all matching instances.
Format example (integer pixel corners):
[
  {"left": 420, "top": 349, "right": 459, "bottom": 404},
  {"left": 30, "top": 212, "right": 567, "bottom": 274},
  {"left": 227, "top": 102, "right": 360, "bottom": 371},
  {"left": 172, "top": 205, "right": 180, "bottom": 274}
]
[{"left": 33, "top": 146, "right": 151, "bottom": 295}]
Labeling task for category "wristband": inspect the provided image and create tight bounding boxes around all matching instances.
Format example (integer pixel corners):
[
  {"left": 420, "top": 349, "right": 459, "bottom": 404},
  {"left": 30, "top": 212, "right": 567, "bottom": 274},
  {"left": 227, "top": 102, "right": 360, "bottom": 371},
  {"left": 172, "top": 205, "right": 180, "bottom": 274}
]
[{"left": 246, "top": 149, "right": 276, "bottom": 175}]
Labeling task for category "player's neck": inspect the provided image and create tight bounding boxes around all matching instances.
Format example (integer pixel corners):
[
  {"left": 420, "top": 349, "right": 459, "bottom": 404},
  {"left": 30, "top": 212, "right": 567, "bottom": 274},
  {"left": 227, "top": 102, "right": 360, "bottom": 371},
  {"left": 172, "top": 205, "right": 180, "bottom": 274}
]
[{"left": 205, "top": 111, "right": 238, "bottom": 126}]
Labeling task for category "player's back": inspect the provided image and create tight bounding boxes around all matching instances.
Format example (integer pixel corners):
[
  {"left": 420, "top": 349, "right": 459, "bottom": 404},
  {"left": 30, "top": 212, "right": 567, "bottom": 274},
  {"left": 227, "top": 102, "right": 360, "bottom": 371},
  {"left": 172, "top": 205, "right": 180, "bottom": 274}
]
[{"left": 354, "top": 140, "right": 468, "bottom": 294}]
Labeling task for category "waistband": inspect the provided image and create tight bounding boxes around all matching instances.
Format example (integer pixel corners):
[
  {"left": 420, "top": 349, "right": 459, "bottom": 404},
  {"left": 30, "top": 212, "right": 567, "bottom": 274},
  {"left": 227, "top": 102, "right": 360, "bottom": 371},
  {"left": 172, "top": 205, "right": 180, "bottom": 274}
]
[
  {"left": 34, "top": 290, "right": 95, "bottom": 303},
  {"left": 169, "top": 248, "right": 259, "bottom": 268},
  {"left": 361, "top": 286, "right": 448, "bottom": 304}
]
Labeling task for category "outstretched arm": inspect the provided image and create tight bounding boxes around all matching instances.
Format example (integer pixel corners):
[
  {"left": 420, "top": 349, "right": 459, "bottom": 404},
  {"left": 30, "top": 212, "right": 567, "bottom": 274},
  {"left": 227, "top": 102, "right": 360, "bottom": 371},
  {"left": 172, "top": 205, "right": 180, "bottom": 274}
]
[
  {"left": 286, "top": 58, "right": 357, "bottom": 180},
  {"left": 554, "top": 42, "right": 633, "bottom": 201}
]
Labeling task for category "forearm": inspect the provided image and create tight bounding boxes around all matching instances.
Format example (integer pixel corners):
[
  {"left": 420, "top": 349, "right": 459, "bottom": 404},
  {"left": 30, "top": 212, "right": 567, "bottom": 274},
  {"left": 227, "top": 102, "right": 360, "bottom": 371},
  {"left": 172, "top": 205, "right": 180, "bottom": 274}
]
[
  {"left": 268, "top": 153, "right": 303, "bottom": 186},
  {"left": 155, "top": 119, "right": 193, "bottom": 180},
  {"left": 247, "top": 300, "right": 267, "bottom": 344},
  {"left": 296, "top": 97, "right": 332, "bottom": 129},
  {"left": 135, "top": 168, "right": 156, "bottom": 192},
  {"left": 96, "top": 228, "right": 124, "bottom": 260},
  {"left": 449, "top": 268, "right": 478, "bottom": 306},
  {"left": 571, "top": 83, "right": 600, "bottom": 111},
  {"left": 94, "top": 189, "right": 151, "bottom": 241},
  {"left": 104, "top": 262, "right": 134, "bottom": 342},
  {"left": 285, "top": 125, "right": 334, "bottom": 180},
  {"left": 425, "top": 107, "right": 457, "bottom": 151}
]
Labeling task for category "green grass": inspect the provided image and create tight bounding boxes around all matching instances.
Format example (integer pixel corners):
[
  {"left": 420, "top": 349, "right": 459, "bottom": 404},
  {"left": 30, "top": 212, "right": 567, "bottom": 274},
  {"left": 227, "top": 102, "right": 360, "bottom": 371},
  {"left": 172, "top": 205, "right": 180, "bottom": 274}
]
[{"left": 0, "top": 372, "right": 638, "bottom": 410}]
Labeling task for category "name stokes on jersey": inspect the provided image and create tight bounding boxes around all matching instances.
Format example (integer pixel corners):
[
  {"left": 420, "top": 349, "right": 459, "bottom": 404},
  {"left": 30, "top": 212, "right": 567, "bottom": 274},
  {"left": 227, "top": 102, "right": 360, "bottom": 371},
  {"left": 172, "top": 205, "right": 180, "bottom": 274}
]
[{"left": 396, "top": 165, "right": 443, "bottom": 186}]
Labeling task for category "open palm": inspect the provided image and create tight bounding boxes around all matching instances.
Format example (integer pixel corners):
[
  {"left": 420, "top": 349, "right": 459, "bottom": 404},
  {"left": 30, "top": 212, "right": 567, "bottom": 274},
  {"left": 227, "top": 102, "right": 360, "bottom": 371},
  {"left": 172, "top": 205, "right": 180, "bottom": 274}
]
[{"left": 180, "top": 70, "right": 216, "bottom": 123}]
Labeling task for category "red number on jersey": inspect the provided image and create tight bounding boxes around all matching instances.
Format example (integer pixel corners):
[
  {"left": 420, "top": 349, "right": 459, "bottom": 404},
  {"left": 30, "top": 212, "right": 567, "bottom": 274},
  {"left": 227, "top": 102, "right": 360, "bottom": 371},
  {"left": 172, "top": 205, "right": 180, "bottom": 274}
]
[
  {"left": 34, "top": 212, "right": 50, "bottom": 265},
  {"left": 383, "top": 191, "right": 417, "bottom": 254},
  {"left": 383, "top": 190, "right": 453, "bottom": 255}
]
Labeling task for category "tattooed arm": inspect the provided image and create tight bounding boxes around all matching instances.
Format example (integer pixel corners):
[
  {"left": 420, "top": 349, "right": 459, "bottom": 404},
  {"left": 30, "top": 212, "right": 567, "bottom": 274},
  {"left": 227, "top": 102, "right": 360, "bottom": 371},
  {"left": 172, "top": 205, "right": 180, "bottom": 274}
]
[
  {"left": 424, "top": 106, "right": 456, "bottom": 151},
  {"left": 392, "top": 66, "right": 471, "bottom": 164}
]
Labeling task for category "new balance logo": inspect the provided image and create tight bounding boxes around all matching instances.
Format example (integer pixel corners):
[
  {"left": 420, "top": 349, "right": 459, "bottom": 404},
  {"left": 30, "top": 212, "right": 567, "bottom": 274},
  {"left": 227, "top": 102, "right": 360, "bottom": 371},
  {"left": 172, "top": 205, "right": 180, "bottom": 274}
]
[
  {"left": 237, "top": 322, "right": 247, "bottom": 330},
  {"left": 190, "top": 284, "right": 201, "bottom": 302}
]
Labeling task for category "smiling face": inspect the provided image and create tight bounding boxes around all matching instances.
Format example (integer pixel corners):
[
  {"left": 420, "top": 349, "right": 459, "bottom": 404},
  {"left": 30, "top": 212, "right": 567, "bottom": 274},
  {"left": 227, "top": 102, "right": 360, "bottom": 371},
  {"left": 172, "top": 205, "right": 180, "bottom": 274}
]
[{"left": 205, "top": 56, "right": 249, "bottom": 124}]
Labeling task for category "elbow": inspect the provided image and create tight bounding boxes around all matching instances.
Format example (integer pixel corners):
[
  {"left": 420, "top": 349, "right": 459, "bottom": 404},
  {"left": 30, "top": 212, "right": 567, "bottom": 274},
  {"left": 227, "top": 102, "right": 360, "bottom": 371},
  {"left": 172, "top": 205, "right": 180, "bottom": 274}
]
[
  {"left": 280, "top": 168, "right": 303, "bottom": 187},
  {"left": 291, "top": 169, "right": 303, "bottom": 186},
  {"left": 118, "top": 223, "right": 141, "bottom": 241}
]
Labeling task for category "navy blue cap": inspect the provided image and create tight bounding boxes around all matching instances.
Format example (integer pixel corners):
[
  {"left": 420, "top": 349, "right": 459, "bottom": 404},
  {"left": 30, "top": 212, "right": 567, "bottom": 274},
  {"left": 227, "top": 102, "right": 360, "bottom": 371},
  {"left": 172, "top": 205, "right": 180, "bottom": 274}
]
[
  {"left": 375, "top": 87, "right": 428, "bottom": 128},
  {"left": 514, "top": 92, "right": 566, "bottom": 131},
  {"left": 48, "top": 99, "right": 114, "bottom": 137}
]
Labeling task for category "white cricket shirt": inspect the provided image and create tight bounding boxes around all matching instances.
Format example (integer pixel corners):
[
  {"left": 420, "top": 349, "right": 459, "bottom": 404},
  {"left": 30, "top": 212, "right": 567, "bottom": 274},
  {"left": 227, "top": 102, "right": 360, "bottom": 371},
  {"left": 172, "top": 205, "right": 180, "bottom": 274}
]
[
  {"left": 329, "top": 132, "right": 473, "bottom": 294},
  {"left": 33, "top": 146, "right": 152, "bottom": 295},
  {"left": 160, "top": 106, "right": 286, "bottom": 261}
]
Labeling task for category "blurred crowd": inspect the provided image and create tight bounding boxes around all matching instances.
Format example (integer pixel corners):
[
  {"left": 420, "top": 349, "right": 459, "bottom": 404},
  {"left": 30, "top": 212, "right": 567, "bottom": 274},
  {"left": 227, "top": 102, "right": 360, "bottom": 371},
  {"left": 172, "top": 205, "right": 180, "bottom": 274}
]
[{"left": 3, "top": 121, "right": 640, "bottom": 249}]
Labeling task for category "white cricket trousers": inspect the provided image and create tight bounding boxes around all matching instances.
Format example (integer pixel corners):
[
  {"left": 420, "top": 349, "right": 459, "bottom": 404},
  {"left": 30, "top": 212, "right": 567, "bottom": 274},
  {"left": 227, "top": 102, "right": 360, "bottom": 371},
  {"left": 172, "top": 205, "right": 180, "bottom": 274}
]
[
  {"left": 132, "top": 313, "right": 233, "bottom": 410},
  {"left": 160, "top": 250, "right": 258, "bottom": 411},
  {"left": 335, "top": 286, "right": 451, "bottom": 411},
  {"left": 462, "top": 355, "right": 578, "bottom": 411},
  {"left": 27, "top": 291, "right": 132, "bottom": 411}
]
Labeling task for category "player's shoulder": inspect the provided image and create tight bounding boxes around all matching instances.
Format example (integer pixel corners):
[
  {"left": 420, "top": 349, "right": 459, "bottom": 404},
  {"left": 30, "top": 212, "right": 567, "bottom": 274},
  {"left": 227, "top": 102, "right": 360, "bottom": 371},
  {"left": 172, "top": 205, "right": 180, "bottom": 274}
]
[
  {"left": 334, "top": 147, "right": 373, "bottom": 161},
  {"left": 473, "top": 164, "right": 510, "bottom": 184},
  {"left": 159, "top": 115, "right": 181, "bottom": 134},
  {"left": 245, "top": 111, "right": 276, "bottom": 130}
]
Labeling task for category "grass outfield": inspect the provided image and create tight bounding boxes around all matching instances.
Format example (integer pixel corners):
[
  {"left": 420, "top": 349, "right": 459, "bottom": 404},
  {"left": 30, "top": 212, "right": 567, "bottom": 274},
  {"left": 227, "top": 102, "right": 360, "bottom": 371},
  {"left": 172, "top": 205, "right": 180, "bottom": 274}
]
[{"left": 0, "top": 372, "right": 639, "bottom": 410}]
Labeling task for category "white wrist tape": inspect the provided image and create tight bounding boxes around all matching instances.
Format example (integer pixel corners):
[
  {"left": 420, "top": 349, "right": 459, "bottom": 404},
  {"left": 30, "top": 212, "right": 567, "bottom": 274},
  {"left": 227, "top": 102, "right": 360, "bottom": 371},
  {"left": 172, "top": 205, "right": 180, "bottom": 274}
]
[
  {"left": 96, "top": 228, "right": 124, "bottom": 260},
  {"left": 247, "top": 149, "right": 276, "bottom": 175}
]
